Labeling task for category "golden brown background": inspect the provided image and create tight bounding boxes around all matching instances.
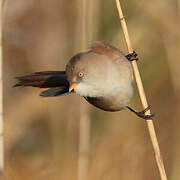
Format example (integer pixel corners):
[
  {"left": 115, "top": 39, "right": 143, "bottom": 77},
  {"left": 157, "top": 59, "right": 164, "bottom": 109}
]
[{"left": 3, "top": 0, "right": 180, "bottom": 179}]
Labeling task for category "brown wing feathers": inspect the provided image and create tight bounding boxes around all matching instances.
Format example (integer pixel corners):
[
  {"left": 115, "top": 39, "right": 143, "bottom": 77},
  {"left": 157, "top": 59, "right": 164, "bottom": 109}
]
[{"left": 91, "top": 41, "right": 124, "bottom": 59}]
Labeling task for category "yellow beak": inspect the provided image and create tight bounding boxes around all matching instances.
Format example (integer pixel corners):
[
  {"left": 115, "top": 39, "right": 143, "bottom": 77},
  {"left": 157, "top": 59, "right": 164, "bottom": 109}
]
[{"left": 69, "top": 82, "right": 78, "bottom": 92}]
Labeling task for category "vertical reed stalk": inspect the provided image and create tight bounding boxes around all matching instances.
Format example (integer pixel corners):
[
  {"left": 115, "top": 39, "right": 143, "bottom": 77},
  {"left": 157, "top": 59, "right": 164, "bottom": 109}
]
[
  {"left": 0, "top": 0, "right": 3, "bottom": 173},
  {"left": 77, "top": 0, "right": 91, "bottom": 180},
  {"left": 162, "top": 33, "right": 180, "bottom": 179},
  {"left": 179, "top": 0, "right": 180, "bottom": 18},
  {"left": 77, "top": 1, "right": 99, "bottom": 179},
  {"left": 115, "top": 1, "right": 167, "bottom": 180}
]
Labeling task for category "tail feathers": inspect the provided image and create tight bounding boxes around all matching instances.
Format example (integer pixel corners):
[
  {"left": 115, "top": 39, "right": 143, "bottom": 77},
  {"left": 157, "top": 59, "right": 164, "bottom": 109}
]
[
  {"left": 14, "top": 71, "right": 69, "bottom": 88},
  {"left": 40, "top": 87, "right": 71, "bottom": 97}
]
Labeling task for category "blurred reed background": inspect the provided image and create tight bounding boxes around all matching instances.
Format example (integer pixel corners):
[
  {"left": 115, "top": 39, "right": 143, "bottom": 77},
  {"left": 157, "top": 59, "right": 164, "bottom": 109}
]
[{"left": 3, "top": 0, "right": 180, "bottom": 179}]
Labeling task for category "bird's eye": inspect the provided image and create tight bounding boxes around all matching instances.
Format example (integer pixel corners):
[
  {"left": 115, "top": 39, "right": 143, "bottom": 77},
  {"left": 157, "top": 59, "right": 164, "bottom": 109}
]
[{"left": 78, "top": 72, "right": 84, "bottom": 78}]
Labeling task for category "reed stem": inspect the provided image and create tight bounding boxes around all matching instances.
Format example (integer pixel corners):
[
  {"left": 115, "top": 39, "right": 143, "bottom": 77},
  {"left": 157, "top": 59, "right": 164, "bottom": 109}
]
[
  {"left": 115, "top": 1, "right": 167, "bottom": 179},
  {"left": 0, "top": 0, "right": 3, "bottom": 173},
  {"left": 77, "top": 0, "right": 91, "bottom": 180}
]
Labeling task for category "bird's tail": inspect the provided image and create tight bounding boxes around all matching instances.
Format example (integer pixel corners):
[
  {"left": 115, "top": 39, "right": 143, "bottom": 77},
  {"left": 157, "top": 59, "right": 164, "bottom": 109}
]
[{"left": 14, "top": 71, "right": 70, "bottom": 97}]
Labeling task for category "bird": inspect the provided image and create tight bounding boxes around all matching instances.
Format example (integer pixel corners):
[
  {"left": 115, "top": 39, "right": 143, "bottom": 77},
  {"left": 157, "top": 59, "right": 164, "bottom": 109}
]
[{"left": 14, "top": 41, "right": 154, "bottom": 119}]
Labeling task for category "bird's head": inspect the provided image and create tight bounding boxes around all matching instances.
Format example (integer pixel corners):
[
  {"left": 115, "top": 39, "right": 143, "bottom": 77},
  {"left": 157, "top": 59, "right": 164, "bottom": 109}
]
[{"left": 66, "top": 51, "right": 114, "bottom": 97}]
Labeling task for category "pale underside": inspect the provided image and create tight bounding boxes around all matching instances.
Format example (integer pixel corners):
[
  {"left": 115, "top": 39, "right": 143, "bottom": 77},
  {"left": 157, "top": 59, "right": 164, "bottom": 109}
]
[{"left": 74, "top": 52, "right": 133, "bottom": 111}]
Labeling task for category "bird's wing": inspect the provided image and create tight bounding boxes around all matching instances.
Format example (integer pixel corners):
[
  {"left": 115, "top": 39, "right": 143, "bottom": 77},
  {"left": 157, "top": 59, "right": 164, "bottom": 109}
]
[
  {"left": 40, "top": 87, "right": 71, "bottom": 97},
  {"left": 90, "top": 41, "right": 126, "bottom": 60}
]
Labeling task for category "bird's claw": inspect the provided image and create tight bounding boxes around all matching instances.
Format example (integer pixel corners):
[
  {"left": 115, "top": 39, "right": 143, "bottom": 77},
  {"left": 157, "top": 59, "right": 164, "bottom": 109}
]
[
  {"left": 126, "top": 105, "right": 155, "bottom": 120},
  {"left": 136, "top": 105, "right": 155, "bottom": 120},
  {"left": 125, "top": 51, "right": 138, "bottom": 61}
]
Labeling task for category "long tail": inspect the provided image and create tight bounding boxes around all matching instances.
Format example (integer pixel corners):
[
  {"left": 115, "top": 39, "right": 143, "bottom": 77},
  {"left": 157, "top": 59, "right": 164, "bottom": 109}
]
[{"left": 14, "top": 71, "right": 71, "bottom": 97}]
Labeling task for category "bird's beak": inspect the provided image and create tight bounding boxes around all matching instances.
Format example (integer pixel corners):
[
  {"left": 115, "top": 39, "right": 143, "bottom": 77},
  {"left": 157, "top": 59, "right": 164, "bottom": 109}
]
[{"left": 69, "top": 82, "right": 78, "bottom": 92}]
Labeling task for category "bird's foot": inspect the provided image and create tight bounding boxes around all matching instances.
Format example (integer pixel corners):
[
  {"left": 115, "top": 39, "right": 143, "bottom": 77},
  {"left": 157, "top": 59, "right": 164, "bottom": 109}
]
[
  {"left": 126, "top": 105, "right": 155, "bottom": 120},
  {"left": 125, "top": 51, "right": 138, "bottom": 61}
]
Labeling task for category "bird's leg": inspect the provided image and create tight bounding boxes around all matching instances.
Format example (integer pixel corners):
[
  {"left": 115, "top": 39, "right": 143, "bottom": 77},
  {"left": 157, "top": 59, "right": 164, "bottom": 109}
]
[
  {"left": 126, "top": 105, "right": 155, "bottom": 120},
  {"left": 125, "top": 51, "right": 138, "bottom": 61}
]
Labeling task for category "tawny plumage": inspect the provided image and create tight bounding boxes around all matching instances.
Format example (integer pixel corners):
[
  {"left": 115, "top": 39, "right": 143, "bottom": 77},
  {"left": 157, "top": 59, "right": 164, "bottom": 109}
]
[{"left": 14, "top": 41, "right": 154, "bottom": 119}]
